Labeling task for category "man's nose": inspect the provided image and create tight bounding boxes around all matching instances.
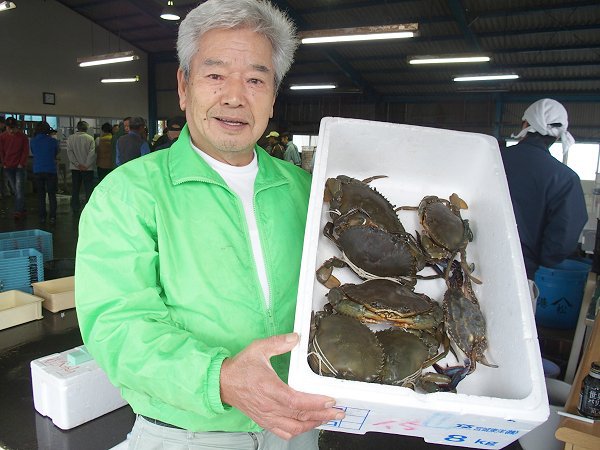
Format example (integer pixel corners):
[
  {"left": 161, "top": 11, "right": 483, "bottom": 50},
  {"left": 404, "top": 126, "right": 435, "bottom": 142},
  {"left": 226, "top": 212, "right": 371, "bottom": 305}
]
[{"left": 221, "top": 76, "right": 245, "bottom": 107}]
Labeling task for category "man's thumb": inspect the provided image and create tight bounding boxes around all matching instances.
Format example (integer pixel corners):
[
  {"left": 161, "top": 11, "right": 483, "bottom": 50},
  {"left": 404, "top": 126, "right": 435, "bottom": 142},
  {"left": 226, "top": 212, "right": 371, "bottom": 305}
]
[{"left": 262, "top": 333, "right": 299, "bottom": 358}]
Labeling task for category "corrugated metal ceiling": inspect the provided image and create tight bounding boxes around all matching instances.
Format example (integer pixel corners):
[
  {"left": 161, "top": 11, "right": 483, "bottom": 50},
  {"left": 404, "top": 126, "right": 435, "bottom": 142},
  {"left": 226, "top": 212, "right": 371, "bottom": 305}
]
[{"left": 55, "top": 0, "right": 600, "bottom": 100}]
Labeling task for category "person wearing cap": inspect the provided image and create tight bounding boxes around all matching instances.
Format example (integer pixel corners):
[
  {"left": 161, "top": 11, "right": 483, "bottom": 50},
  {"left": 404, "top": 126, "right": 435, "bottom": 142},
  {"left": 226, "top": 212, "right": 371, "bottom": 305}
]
[
  {"left": 30, "top": 121, "right": 60, "bottom": 224},
  {"left": 153, "top": 116, "right": 186, "bottom": 151},
  {"left": 75, "top": 1, "right": 342, "bottom": 448},
  {"left": 67, "top": 120, "right": 96, "bottom": 215},
  {"left": 502, "top": 98, "right": 588, "bottom": 287},
  {"left": 0, "top": 117, "right": 30, "bottom": 219},
  {"left": 115, "top": 116, "right": 150, "bottom": 166},
  {"left": 265, "top": 130, "right": 284, "bottom": 159}
]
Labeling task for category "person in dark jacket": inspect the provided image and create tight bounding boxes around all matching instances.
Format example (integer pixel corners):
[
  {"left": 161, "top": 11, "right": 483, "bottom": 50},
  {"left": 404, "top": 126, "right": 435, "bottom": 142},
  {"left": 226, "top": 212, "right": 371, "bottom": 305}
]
[
  {"left": 115, "top": 116, "right": 150, "bottom": 166},
  {"left": 30, "top": 121, "right": 60, "bottom": 224},
  {"left": 502, "top": 98, "right": 588, "bottom": 285}
]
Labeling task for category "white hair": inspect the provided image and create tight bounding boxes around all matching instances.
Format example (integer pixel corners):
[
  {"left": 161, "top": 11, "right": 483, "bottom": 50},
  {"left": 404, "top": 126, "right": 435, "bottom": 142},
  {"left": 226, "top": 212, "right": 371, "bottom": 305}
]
[{"left": 177, "top": 0, "right": 298, "bottom": 91}]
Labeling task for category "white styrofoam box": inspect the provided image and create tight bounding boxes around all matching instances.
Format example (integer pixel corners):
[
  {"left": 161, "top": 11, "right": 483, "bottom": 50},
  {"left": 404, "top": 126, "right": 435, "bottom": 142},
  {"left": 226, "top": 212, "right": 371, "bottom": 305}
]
[
  {"left": 0, "top": 290, "right": 43, "bottom": 330},
  {"left": 31, "top": 345, "right": 127, "bottom": 430},
  {"left": 32, "top": 276, "right": 75, "bottom": 312},
  {"left": 288, "top": 117, "right": 549, "bottom": 449}
]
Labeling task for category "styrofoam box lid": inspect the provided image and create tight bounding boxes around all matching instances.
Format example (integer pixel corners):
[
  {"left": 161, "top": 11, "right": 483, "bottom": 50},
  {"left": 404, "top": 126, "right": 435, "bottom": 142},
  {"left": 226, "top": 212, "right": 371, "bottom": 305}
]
[
  {"left": 289, "top": 118, "right": 548, "bottom": 427},
  {"left": 31, "top": 346, "right": 100, "bottom": 384}
]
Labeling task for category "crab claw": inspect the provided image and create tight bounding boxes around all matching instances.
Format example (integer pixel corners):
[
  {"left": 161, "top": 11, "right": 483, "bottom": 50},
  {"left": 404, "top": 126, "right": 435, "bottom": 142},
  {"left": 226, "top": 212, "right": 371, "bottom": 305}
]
[{"left": 433, "top": 359, "right": 472, "bottom": 391}]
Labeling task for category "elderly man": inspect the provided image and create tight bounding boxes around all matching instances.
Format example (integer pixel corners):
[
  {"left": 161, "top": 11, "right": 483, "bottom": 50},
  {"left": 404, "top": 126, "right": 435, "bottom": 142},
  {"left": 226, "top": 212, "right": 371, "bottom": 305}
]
[
  {"left": 502, "top": 99, "right": 588, "bottom": 289},
  {"left": 75, "top": 1, "right": 343, "bottom": 449}
]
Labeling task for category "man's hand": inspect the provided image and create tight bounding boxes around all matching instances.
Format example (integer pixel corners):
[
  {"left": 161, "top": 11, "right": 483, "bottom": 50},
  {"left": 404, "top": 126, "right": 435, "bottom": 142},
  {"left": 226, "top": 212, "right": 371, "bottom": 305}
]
[
  {"left": 220, "top": 333, "right": 344, "bottom": 440},
  {"left": 77, "top": 164, "right": 87, "bottom": 171}
]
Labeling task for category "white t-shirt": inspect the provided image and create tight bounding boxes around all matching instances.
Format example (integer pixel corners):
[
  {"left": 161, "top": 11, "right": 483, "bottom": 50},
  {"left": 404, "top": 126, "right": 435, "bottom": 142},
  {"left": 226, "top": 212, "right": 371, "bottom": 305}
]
[{"left": 192, "top": 144, "right": 271, "bottom": 307}]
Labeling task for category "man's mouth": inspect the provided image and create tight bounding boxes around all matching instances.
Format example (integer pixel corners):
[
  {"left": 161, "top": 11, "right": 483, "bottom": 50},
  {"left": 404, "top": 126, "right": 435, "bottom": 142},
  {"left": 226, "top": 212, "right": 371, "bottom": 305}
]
[{"left": 215, "top": 117, "right": 248, "bottom": 127}]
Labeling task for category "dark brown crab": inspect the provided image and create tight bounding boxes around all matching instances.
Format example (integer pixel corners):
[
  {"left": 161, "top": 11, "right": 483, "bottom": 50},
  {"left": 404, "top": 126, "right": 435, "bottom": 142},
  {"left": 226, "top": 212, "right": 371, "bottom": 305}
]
[
  {"left": 307, "top": 308, "right": 384, "bottom": 382},
  {"left": 376, "top": 328, "right": 451, "bottom": 392},
  {"left": 400, "top": 193, "right": 479, "bottom": 284},
  {"left": 317, "top": 221, "right": 430, "bottom": 288},
  {"left": 437, "top": 261, "right": 497, "bottom": 389},
  {"left": 326, "top": 278, "right": 443, "bottom": 330},
  {"left": 324, "top": 175, "right": 406, "bottom": 234}
]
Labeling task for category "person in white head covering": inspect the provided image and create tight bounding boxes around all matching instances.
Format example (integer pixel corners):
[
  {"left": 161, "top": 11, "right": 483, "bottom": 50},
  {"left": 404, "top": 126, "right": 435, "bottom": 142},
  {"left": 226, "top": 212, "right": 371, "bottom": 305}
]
[{"left": 502, "top": 98, "right": 587, "bottom": 284}]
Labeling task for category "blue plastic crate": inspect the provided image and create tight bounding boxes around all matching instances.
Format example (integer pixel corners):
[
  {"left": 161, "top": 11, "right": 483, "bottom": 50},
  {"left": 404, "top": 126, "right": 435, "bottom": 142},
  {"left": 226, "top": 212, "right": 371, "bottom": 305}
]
[
  {"left": 0, "top": 248, "right": 45, "bottom": 293},
  {"left": 0, "top": 229, "right": 53, "bottom": 262}
]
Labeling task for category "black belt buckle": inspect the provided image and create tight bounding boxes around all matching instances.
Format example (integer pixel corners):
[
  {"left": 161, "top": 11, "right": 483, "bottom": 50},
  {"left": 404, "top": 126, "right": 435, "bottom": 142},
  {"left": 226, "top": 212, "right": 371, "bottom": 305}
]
[{"left": 140, "top": 414, "right": 184, "bottom": 429}]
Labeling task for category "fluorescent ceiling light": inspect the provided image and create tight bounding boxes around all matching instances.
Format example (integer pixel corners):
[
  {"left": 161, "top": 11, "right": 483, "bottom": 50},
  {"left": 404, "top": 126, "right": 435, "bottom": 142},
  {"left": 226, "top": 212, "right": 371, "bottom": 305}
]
[
  {"left": 290, "top": 84, "right": 336, "bottom": 90},
  {"left": 300, "top": 24, "right": 417, "bottom": 44},
  {"left": 160, "top": 1, "right": 180, "bottom": 21},
  {"left": 409, "top": 55, "right": 490, "bottom": 65},
  {"left": 454, "top": 74, "right": 519, "bottom": 82},
  {"left": 101, "top": 76, "right": 140, "bottom": 83},
  {"left": 78, "top": 50, "right": 139, "bottom": 67},
  {"left": 0, "top": 1, "right": 16, "bottom": 11}
]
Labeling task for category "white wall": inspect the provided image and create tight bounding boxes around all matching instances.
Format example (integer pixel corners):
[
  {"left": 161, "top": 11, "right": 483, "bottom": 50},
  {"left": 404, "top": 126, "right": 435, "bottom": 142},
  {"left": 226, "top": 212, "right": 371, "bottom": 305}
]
[{"left": 0, "top": 0, "right": 148, "bottom": 118}]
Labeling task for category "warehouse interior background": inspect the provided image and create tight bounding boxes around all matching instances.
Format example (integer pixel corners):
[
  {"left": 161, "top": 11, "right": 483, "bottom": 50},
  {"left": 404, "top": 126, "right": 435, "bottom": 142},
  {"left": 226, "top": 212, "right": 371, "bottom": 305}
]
[{"left": 1, "top": 1, "right": 599, "bottom": 449}]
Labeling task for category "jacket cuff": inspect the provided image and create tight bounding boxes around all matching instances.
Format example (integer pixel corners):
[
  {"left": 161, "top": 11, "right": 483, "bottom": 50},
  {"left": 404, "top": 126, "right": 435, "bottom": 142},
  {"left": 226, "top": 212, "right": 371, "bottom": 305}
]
[{"left": 206, "top": 352, "right": 232, "bottom": 414}]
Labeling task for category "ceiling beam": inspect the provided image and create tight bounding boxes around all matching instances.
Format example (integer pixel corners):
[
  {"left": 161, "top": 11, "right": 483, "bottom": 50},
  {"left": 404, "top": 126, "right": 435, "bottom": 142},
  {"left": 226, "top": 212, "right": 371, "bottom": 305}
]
[
  {"left": 270, "top": 0, "right": 379, "bottom": 99},
  {"left": 448, "top": 0, "right": 481, "bottom": 51}
]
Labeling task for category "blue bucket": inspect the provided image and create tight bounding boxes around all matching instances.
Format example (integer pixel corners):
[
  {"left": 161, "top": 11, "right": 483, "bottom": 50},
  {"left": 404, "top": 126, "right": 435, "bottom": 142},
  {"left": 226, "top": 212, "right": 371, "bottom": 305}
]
[{"left": 534, "top": 259, "right": 591, "bottom": 329}]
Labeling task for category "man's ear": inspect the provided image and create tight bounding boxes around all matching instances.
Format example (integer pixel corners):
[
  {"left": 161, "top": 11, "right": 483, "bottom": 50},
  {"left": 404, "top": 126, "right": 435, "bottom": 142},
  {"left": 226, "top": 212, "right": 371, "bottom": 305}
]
[{"left": 177, "top": 68, "right": 187, "bottom": 112}]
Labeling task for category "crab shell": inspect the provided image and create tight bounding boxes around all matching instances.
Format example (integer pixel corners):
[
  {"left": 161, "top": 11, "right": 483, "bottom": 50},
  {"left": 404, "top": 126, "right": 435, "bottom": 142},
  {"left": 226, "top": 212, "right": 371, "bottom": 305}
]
[
  {"left": 418, "top": 195, "right": 472, "bottom": 255},
  {"left": 376, "top": 328, "right": 441, "bottom": 387},
  {"left": 443, "top": 277, "right": 489, "bottom": 370},
  {"left": 327, "top": 278, "right": 443, "bottom": 330},
  {"left": 333, "top": 224, "right": 427, "bottom": 280},
  {"left": 308, "top": 312, "right": 384, "bottom": 382},
  {"left": 325, "top": 175, "right": 405, "bottom": 234}
]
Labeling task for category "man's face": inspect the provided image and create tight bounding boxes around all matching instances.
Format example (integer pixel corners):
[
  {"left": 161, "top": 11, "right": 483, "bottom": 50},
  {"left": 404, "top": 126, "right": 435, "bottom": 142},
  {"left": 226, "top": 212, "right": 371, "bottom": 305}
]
[
  {"left": 177, "top": 27, "right": 276, "bottom": 165},
  {"left": 124, "top": 120, "right": 130, "bottom": 133}
]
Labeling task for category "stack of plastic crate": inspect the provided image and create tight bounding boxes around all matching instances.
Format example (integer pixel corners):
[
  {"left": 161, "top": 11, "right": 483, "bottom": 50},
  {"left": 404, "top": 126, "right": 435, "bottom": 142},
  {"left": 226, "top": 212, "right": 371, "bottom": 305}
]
[{"left": 0, "top": 229, "right": 51, "bottom": 294}]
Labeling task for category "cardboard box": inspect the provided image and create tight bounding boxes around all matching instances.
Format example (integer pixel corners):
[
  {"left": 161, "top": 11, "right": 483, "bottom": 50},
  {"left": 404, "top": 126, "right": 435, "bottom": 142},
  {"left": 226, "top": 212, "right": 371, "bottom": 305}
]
[
  {"left": 32, "top": 276, "right": 75, "bottom": 312},
  {"left": 288, "top": 118, "right": 549, "bottom": 449},
  {"left": 0, "top": 290, "right": 43, "bottom": 330},
  {"left": 31, "top": 345, "right": 128, "bottom": 430}
]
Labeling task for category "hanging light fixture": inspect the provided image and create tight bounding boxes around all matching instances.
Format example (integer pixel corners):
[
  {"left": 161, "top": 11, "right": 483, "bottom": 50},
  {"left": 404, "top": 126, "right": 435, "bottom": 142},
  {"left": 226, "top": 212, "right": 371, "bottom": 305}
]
[
  {"left": 290, "top": 84, "right": 337, "bottom": 90},
  {"left": 408, "top": 54, "right": 491, "bottom": 65},
  {"left": 453, "top": 74, "right": 519, "bottom": 82},
  {"left": 0, "top": 1, "right": 16, "bottom": 11},
  {"left": 160, "top": 1, "right": 180, "bottom": 21},
  {"left": 78, "top": 50, "right": 139, "bottom": 67},
  {"left": 300, "top": 24, "right": 417, "bottom": 44},
  {"left": 101, "top": 76, "right": 140, "bottom": 84}
]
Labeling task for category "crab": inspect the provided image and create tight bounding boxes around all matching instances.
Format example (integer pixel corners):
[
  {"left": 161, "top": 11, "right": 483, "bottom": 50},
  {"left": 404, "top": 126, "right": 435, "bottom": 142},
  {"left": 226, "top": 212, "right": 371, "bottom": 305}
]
[
  {"left": 376, "top": 327, "right": 451, "bottom": 392},
  {"left": 317, "top": 221, "right": 438, "bottom": 288},
  {"left": 437, "top": 261, "right": 497, "bottom": 389},
  {"left": 307, "top": 308, "right": 384, "bottom": 382},
  {"left": 400, "top": 193, "right": 480, "bottom": 284},
  {"left": 324, "top": 175, "right": 405, "bottom": 234},
  {"left": 325, "top": 278, "right": 443, "bottom": 330}
]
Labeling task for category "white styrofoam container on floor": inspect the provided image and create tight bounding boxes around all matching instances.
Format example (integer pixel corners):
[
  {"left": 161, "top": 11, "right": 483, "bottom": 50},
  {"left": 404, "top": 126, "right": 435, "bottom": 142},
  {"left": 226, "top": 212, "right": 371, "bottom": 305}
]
[
  {"left": 31, "top": 345, "right": 127, "bottom": 430},
  {"left": 288, "top": 117, "right": 549, "bottom": 449},
  {"left": 32, "top": 276, "right": 75, "bottom": 312}
]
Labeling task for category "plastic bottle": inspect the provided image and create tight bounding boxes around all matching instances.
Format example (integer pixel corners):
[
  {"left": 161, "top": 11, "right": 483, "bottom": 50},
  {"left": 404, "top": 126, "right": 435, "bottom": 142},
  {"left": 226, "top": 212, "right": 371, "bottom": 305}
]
[{"left": 578, "top": 361, "right": 600, "bottom": 419}]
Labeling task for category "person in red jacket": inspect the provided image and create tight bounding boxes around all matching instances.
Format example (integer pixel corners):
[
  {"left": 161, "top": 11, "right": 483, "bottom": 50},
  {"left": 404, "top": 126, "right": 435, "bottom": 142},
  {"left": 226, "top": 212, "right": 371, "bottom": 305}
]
[{"left": 0, "top": 117, "right": 30, "bottom": 219}]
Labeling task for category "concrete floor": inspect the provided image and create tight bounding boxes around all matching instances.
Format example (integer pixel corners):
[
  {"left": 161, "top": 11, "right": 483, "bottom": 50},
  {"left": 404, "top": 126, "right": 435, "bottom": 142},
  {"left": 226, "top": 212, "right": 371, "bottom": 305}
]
[{"left": 0, "top": 191, "right": 532, "bottom": 450}]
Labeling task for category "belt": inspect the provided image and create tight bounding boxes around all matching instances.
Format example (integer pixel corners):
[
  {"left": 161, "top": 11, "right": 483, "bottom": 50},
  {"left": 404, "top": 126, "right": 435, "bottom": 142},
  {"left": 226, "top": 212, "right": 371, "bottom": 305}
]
[{"left": 140, "top": 414, "right": 184, "bottom": 430}]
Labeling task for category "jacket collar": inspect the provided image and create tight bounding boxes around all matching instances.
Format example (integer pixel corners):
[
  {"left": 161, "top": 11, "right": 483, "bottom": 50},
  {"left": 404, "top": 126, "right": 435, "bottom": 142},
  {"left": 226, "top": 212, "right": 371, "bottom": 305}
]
[{"left": 168, "top": 125, "right": 288, "bottom": 189}]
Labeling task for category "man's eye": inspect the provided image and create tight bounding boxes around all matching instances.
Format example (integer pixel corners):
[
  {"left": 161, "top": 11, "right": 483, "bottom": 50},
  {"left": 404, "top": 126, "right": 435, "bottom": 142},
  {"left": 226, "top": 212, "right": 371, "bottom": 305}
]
[
  {"left": 249, "top": 78, "right": 263, "bottom": 85},
  {"left": 207, "top": 74, "right": 222, "bottom": 80}
]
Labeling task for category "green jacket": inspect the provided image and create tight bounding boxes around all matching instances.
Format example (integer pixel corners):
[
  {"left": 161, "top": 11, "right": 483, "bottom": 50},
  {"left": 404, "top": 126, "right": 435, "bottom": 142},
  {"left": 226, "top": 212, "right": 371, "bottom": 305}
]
[{"left": 75, "top": 125, "right": 311, "bottom": 431}]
